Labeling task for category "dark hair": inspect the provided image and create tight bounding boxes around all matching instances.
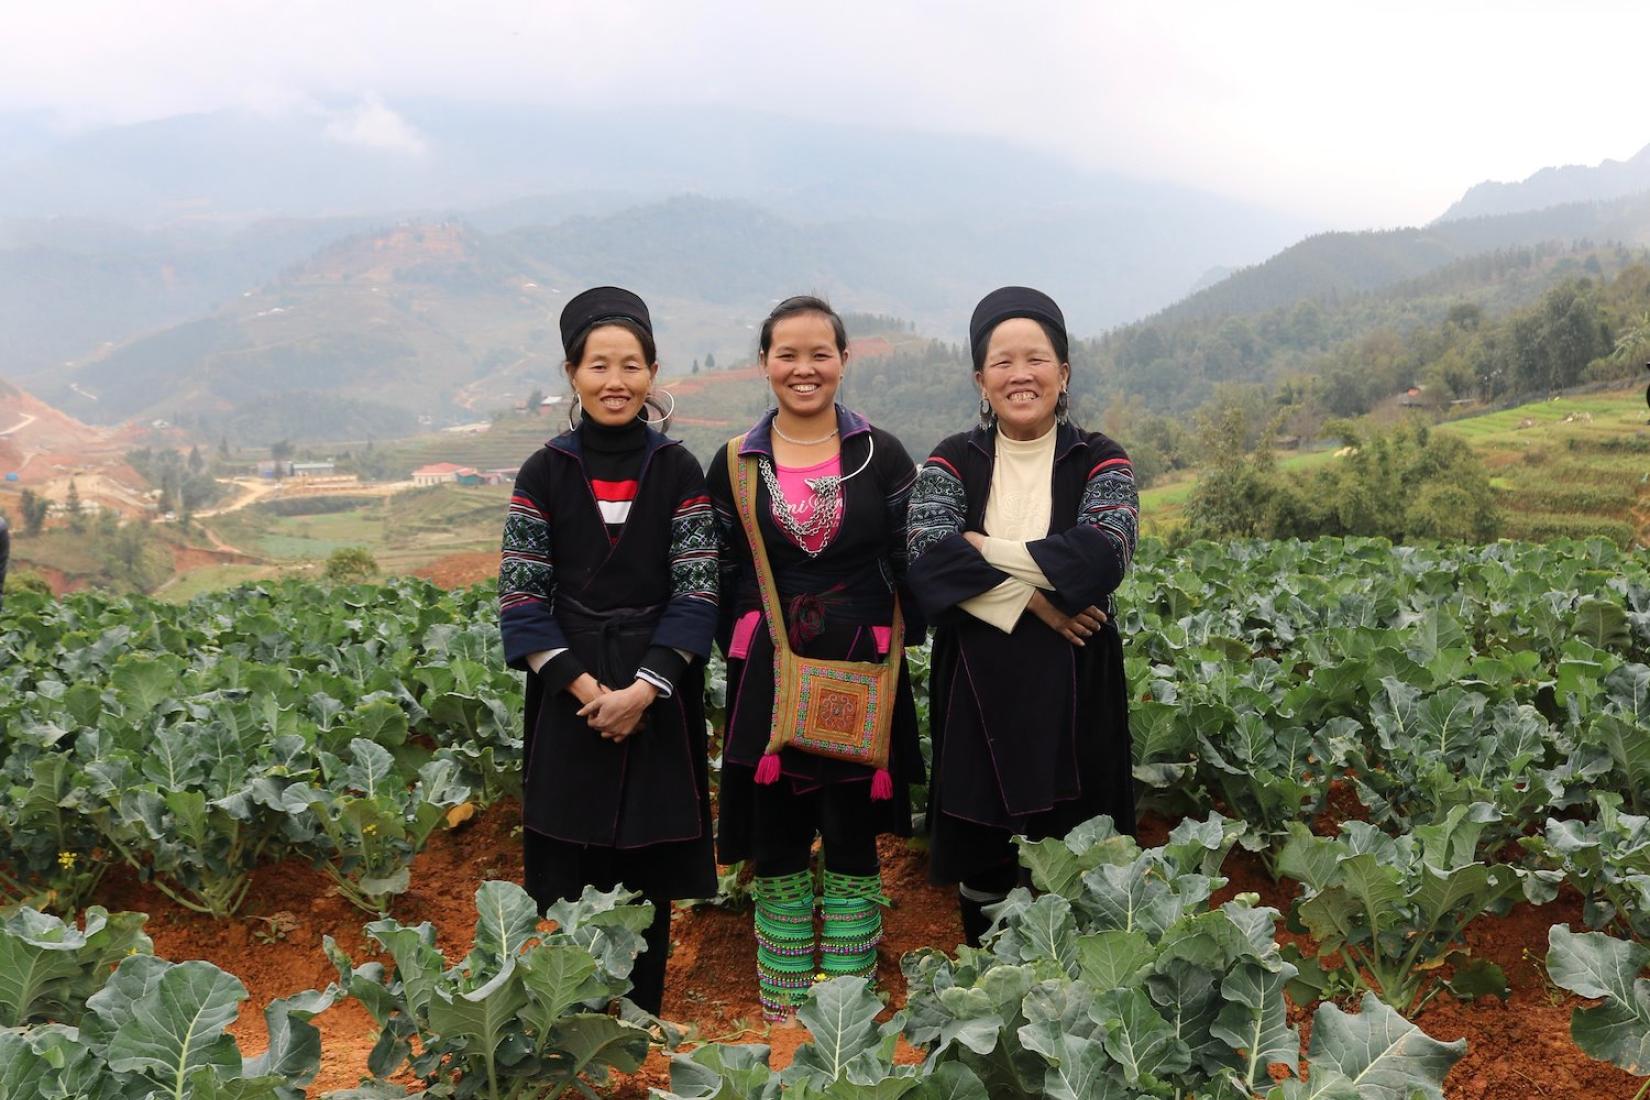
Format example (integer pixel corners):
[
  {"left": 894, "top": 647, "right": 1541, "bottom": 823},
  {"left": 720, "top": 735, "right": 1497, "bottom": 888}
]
[
  {"left": 971, "top": 317, "right": 1069, "bottom": 373},
  {"left": 563, "top": 318, "right": 670, "bottom": 431},
  {"left": 759, "top": 295, "right": 849, "bottom": 357},
  {"left": 563, "top": 317, "right": 657, "bottom": 371}
]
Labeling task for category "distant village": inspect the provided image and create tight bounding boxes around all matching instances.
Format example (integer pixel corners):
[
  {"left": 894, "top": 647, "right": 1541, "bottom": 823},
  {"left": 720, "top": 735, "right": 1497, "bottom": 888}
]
[{"left": 251, "top": 393, "right": 569, "bottom": 487}]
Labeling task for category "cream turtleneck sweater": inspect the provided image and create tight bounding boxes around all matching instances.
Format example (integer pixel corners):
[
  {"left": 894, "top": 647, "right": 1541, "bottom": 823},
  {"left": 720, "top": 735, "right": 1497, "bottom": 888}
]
[{"left": 960, "top": 424, "right": 1056, "bottom": 632}]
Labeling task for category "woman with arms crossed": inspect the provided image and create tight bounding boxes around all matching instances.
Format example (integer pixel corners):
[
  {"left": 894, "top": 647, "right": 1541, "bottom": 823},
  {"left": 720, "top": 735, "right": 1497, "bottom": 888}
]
[
  {"left": 707, "top": 296, "right": 925, "bottom": 1021},
  {"left": 498, "top": 287, "right": 718, "bottom": 1016},
  {"left": 906, "top": 286, "right": 1139, "bottom": 946}
]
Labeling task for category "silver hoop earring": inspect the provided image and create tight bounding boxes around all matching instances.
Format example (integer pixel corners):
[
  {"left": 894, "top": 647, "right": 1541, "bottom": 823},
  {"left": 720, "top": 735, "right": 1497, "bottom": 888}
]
[
  {"left": 641, "top": 388, "right": 677, "bottom": 426},
  {"left": 567, "top": 400, "right": 583, "bottom": 431}
]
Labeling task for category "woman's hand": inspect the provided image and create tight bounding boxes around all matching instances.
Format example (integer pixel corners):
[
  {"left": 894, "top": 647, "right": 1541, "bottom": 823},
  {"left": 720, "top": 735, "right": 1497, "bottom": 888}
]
[
  {"left": 962, "top": 530, "right": 988, "bottom": 552},
  {"left": 1027, "top": 590, "right": 1107, "bottom": 646},
  {"left": 579, "top": 680, "right": 659, "bottom": 742},
  {"left": 568, "top": 673, "right": 607, "bottom": 709}
]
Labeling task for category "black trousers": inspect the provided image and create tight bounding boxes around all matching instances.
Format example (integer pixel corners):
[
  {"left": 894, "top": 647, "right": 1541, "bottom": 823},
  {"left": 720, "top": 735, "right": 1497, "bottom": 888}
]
[
  {"left": 522, "top": 829, "right": 673, "bottom": 1016},
  {"left": 749, "top": 779, "right": 881, "bottom": 880}
]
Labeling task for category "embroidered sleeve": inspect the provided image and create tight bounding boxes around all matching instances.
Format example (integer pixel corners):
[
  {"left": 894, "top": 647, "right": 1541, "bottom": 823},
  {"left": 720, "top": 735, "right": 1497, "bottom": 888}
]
[
  {"left": 1076, "top": 456, "right": 1139, "bottom": 576},
  {"left": 647, "top": 455, "right": 721, "bottom": 661},
  {"left": 500, "top": 488, "right": 554, "bottom": 613},
  {"left": 907, "top": 457, "right": 966, "bottom": 564},
  {"left": 498, "top": 477, "right": 573, "bottom": 670},
  {"left": 669, "top": 492, "right": 719, "bottom": 610}
]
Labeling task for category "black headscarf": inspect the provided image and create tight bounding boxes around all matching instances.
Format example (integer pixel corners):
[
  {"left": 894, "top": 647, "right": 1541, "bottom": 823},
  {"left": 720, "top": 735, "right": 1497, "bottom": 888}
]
[
  {"left": 559, "top": 286, "right": 653, "bottom": 355},
  {"left": 969, "top": 286, "right": 1067, "bottom": 367}
]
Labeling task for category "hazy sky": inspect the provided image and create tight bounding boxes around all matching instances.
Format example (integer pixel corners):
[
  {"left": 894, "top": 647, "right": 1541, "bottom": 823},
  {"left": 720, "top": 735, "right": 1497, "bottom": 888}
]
[{"left": 3, "top": 0, "right": 1647, "bottom": 228}]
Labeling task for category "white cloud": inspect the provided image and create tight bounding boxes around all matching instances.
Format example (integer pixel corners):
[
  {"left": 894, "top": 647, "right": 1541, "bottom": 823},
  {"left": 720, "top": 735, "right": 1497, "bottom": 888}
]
[{"left": 322, "top": 93, "right": 427, "bottom": 155}]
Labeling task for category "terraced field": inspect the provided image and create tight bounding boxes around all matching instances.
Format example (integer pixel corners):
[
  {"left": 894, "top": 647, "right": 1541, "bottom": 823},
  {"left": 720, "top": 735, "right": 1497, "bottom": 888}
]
[{"left": 1139, "top": 388, "right": 1650, "bottom": 545}]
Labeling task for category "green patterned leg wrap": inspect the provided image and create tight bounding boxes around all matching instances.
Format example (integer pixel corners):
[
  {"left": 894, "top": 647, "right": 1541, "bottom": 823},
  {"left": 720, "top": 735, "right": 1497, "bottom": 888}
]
[
  {"left": 819, "top": 870, "right": 887, "bottom": 983},
  {"left": 753, "top": 870, "right": 816, "bottom": 1022}
]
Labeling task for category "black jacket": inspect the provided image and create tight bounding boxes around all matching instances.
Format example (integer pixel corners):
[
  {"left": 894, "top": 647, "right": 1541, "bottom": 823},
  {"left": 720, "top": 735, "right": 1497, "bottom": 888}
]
[
  {"left": 0, "top": 513, "right": 10, "bottom": 611},
  {"left": 498, "top": 424, "right": 718, "bottom": 857},
  {"left": 906, "top": 421, "right": 1140, "bottom": 878}
]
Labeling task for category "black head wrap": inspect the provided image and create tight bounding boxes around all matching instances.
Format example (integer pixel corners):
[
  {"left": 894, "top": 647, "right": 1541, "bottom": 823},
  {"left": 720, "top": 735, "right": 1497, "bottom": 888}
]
[
  {"left": 559, "top": 286, "right": 653, "bottom": 356},
  {"left": 969, "top": 286, "right": 1067, "bottom": 367}
]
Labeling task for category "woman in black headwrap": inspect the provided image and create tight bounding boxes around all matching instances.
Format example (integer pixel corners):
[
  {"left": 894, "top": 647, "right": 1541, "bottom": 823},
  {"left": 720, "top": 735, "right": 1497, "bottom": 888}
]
[
  {"left": 498, "top": 286, "right": 719, "bottom": 1015},
  {"left": 905, "top": 286, "right": 1139, "bottom": 946}
]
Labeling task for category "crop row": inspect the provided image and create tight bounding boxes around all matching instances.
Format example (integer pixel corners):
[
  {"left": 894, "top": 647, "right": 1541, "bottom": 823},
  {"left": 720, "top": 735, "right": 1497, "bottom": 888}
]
[{"left": 5, "top": 535, "right": 1650, "bottom": 1094}]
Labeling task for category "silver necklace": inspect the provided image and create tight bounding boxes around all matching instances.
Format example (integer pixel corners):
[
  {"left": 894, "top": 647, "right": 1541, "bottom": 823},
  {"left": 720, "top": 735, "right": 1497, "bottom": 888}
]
[
  {"left": 772, "top": 421, "right": 839, "bottom": 446},
  {"left": 759, "top": 436, "right": 876, "bottom": 558}
]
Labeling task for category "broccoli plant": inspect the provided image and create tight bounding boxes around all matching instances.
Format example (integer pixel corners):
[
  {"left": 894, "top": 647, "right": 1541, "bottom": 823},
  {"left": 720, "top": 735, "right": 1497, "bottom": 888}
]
[{"left": 326, "top": 881, "right": 658, "bottom": 1099}]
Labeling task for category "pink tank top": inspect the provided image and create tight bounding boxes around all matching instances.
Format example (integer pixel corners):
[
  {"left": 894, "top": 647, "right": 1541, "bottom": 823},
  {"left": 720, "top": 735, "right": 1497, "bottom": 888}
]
[
  {"left": 771, "top": 454, "right": 842, "bottom": 555},
  {"left": 729, "top": 453, "right": 891, "bottom": 659}
]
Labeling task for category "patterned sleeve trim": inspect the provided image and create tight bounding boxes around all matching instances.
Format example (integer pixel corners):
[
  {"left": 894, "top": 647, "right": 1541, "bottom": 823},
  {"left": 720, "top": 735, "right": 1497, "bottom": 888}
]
[
  {"left": 669, "top": 493, "right": 719, "bottom": 608},
  {"left": 499, "top": 490, "right": 554, "bottom": 613},
  {"left": 1077, "top": 457, "right": 1139, "bottom": 575},
  {"left": 907, "top": 459, "right": 967, "bottom": 563}
]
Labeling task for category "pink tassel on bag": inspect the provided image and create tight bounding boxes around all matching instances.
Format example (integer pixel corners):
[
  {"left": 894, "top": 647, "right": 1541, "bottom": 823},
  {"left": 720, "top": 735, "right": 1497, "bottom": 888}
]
[
  {"left": 754, "top": 752, "right": 782, "bottom": 785},
  {"left": 870, "top": 768, "right": 893, "bottom": 801}
]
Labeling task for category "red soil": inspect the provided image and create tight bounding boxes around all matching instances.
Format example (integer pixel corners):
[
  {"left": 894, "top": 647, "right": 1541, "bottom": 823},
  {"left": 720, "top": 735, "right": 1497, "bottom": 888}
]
[
  {"left": 88, "top": 812, "right": 1640, "bottom": 1098},
  {"left": 411, "top": 550, "right": 500, "bottom": 589}
]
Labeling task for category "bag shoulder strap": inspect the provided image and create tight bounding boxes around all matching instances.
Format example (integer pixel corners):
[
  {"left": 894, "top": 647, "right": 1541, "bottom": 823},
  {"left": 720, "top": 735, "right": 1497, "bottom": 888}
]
[{"left": 728, "top": 436, "right": 792, "bottom": 658}]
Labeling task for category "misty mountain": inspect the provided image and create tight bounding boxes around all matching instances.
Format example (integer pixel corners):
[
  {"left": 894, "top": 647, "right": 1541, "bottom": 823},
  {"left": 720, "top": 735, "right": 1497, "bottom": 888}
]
[
  {"left": 0, "top": 215, "right": 384, "bottom": 381},
  {"left": 0, "top": 102, "right": 1311, "bottom": 337},
  {"left": 1437, "top": 141, "right": 1650, "bottom": 222},
  {"left": 1152, "top": 190, "right": 1650, "bottom": 325}
]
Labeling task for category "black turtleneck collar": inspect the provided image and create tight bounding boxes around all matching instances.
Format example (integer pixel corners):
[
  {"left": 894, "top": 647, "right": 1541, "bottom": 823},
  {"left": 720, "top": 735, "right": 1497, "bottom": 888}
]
[{"left": 579, "top": 413, "right": 649, "bottom": 454}]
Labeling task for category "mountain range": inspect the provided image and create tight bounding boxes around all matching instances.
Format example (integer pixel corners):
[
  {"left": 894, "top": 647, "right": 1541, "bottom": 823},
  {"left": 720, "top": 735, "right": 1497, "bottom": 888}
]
[
  {"left": 1438, "top": 142, "right": 1650, "bottom": 222},
  {"left": 1, "top": 103, "right": 1649, "bottom": 444}
]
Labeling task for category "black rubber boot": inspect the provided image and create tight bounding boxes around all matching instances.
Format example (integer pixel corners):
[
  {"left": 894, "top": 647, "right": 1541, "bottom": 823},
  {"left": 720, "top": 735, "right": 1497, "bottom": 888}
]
[{"left": 959, "top": 892, "right": 999, "bottom": 948}]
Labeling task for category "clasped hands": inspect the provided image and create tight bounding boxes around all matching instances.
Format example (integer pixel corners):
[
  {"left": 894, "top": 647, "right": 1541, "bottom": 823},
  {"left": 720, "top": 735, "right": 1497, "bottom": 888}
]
[
  {"left": 570, "top": 674, "right": 656, "bottom": 742},
  {"left": 961, "top": 529, "right": 1107, "bottom": 646}
]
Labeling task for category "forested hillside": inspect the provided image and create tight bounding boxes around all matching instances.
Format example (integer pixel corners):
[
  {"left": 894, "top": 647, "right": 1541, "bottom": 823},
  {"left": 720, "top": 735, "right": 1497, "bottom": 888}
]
[{"left": 1155, "top": 190, "right": 1650, "bottom": 323}]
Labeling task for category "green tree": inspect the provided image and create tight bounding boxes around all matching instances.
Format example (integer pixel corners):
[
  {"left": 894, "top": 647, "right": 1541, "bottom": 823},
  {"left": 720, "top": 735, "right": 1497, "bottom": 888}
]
[
  {"left": 19, "top": 489, "right": 48, "bottom": 535},
  {"left": 104, "top": 521, "right": 153, "bottom": 589},
  {"left": 705, "top": 352, "right": 716, "bottom": 370},
  {"left": 65, "top": 479, "right": 84, "bottom": 533},
  {"left": 1185, "top": 423, "right": 1499, "bottom": 543},
  {"left": 325, "top": 546, "right": 378, "bottom": 583}
]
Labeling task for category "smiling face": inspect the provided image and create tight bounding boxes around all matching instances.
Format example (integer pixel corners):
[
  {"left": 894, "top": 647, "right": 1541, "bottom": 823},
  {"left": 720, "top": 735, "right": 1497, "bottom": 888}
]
[
  {"left": 762, "top": 312, "right": 845, "bottom": 419},
  {"left": 567, "top": 324, "right": 657, "bottom": 426},
  {"left": 977, "top": 317, "right": 1069, "bottom": 440}
]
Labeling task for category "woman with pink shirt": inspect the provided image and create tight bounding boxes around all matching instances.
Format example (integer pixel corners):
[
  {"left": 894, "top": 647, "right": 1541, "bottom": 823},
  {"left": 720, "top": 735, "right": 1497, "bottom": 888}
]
[{"left": 706, "top": 295, "right": 925, "bottom": 1021}]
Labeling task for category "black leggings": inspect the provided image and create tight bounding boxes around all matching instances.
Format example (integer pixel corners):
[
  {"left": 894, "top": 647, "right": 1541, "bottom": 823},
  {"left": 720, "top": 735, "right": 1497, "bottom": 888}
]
[
  {"left": 522, "top": 830, "right": 673, "bottom": 1016},
  {"left": 749, "top": 780, "right": 881, "bottom": 879}
]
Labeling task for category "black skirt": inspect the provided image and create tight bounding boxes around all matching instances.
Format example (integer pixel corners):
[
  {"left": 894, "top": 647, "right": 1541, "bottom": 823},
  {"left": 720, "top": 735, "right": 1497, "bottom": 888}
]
[
  {"left": 926, "top": 621, "right": 1135, "bottom": 885},
  {"left": 521, "top": 598, "right": 716, "bottom": 900}
]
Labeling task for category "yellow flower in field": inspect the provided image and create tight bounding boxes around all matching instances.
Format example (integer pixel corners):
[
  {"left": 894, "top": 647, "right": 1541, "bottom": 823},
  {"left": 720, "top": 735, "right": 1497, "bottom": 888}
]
[
  {"left": 57, "top": 851, "right": 76, "bottom": 869},
  {"left": 362, "top": 824, "right": 379, "bottom": 837}
]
